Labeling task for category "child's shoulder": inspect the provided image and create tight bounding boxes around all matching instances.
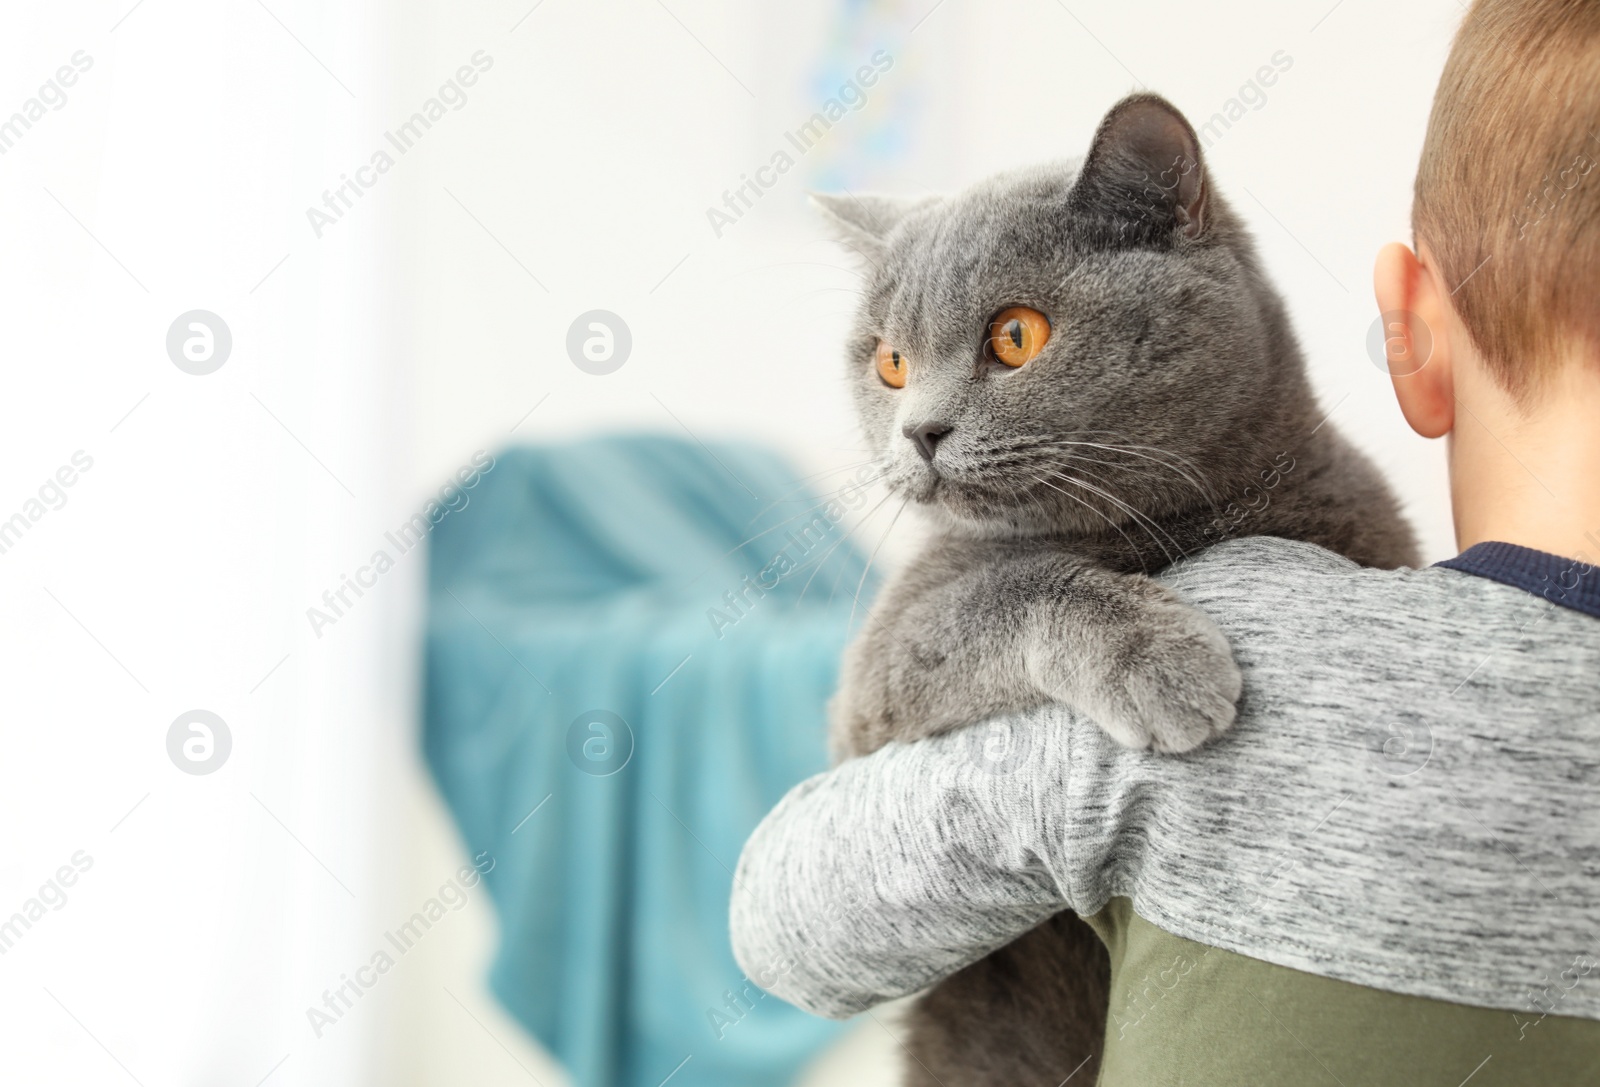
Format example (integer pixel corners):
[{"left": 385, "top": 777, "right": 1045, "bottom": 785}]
[
  {"left": 1168, "top": 535, "right": 1421, "bottom": 616},
  {"left": 1162, "top": 535, "right": 1600, "bottom": 716},
  {"left": 1174, "top": 535, "right": 1599, "bottom": 630}
]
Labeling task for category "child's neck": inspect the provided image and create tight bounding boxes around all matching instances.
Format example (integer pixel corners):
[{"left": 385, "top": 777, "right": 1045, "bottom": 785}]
[{"left": 1450, "top": 357, "right": 1600, "bottom": 565}]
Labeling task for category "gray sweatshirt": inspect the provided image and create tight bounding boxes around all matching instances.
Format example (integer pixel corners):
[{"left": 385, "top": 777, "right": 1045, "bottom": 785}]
[{"left": 729, "top": 537, "right": 1600, "bottom": 1034}]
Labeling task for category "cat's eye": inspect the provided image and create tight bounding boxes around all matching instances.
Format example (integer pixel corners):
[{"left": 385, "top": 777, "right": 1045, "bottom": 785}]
[
  {"left": 988, "top": 307, "right": 1051, "bottom": 368},
  {"left": 875, "top": 341, "right": 908, "bottom": 388}
]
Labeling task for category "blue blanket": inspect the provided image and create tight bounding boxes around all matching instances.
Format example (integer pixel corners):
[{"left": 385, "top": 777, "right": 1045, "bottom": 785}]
[{"left": 424, "top": 435, "right": 875, "bottom": 1087}]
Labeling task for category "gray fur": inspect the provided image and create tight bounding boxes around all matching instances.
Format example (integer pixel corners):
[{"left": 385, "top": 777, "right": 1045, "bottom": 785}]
[{"left": 817, "top": 94, "right": 1418, "bottom": 1085}]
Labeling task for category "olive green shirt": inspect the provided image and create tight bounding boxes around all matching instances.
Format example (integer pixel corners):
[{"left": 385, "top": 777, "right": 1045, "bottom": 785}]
[{"left": 1089, "top": 897, "right": 1600, "bottom": 1086}]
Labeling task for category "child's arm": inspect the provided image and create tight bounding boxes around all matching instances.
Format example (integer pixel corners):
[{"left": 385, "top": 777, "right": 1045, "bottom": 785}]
[
  {"left": 730, "top": 537, "right": 1600, "bottom": 1028},
  {"left": 730, "top": 721, "right": 1073, "bottom": 1018}
]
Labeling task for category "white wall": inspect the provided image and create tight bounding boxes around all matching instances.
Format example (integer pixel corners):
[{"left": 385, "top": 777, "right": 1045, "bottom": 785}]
[{"left": 0, "top": 2, "right": 404, "bottom": 1084}]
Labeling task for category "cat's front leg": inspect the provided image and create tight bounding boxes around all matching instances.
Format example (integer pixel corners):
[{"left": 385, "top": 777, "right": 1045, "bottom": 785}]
[
  {"left": 1019, "top": 560, "right": 1242, "bottom": 754},
  {"left": 830, "top": 547, "right": 1241, "bottom": 759}
]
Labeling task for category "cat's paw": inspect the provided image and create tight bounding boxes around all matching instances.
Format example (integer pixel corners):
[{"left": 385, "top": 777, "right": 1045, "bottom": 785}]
[{"left": 1080, "top": 601, "right": 1242, "bottom": 754}]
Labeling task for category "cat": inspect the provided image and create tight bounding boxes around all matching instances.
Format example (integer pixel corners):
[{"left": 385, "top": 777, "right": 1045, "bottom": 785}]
[{"left": 816, "top": 93, "right": 1419, "bottom": 1086}]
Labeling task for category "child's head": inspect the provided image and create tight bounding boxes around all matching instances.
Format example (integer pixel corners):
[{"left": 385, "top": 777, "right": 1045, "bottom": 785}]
[{"left": 1376, "top": 0, "right": 1600, "bottom": 432}]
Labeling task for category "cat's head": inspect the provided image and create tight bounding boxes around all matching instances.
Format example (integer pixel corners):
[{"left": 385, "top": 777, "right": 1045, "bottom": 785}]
[{"left": 817, "top": 94, "right": 1304, "bottom": 540}]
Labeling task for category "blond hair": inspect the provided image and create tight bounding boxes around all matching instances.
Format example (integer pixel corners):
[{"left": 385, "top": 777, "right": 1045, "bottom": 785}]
[{"left": 1413, "top": 0, "right": 1600, "bottom": 397}]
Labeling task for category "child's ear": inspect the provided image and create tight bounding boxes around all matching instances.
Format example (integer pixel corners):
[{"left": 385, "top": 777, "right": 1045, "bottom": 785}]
[{"left": 1373, "top": 241, "right": 1455, "bottom": 439}]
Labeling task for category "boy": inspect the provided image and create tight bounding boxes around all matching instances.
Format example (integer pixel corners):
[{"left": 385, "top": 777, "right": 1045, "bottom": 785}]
[{"left": 729, "top": 1, "right": 1600, "bottom": 1082}]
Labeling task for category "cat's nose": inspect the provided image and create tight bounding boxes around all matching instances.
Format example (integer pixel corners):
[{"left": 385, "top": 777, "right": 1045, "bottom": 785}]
[{"left": 903, "top": 421, "right": 952, "bottom": 462}]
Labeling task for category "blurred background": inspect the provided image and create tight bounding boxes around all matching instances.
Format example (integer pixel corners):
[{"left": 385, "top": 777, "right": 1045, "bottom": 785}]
[{"left": 1, "top": 1, "right": 1463, "bottom": 1084}]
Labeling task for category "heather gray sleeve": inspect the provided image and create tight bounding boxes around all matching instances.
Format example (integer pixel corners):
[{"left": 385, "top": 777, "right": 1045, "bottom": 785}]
[
  {"left": 729, "top": 537, "right": 1600, "bottom": 1021},
  {"left": 729, "top": 723, "right": 1080, "bottom": 1018}
]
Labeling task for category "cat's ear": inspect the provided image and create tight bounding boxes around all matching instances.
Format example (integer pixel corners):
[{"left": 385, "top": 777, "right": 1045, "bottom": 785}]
[
  {"left": 1070, "top": 94, "right": 1208, "bottom": 240},
  {"left": 810, "top": 192, "right": 936, "bottom": 262}
]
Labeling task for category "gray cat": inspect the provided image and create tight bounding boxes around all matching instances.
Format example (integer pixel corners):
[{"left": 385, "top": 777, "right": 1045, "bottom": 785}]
[{"left": 817, "top": 94, "right": 1418, "bottom": 1085}]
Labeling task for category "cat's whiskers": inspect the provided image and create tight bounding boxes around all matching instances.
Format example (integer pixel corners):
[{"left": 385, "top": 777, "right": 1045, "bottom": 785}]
[
  {"left": 1064, "top": 442, "right": 1213, "bottom": 499},
  {"left": 846, "top": 495, "right": 911, "bottom": 638},
  {"left": 741, "top": 459, "right": 882, "bottom": 528},
  {"left": 1003, "top": 473, "right": 1081, "bottom": 540},
  {"left": 1044, "top": 469, "right": 1182, "bottom": 564},
  {"left": 794, "top": 486, "right": 899, "bottom": 607},
  {"left": 1048, "top": 435, "right": 1218, "bottom": 506},
  {"left": 1033, "top": 456, "right": 1213, "bottom": 539},
  {"left": 1026, "top": 449, "right": 1186, "bottom": 499},
  {"left": 1030, "top": 475, "right": 1152, "bottom": 574},
  {"left": 1034, "top": 454, "right": 1152, "bottom": 500},
  {"left": 1018, "top": 431, "right": 1210, "bottom": 481},
  {"left": 977, "top": 436, "right": 1188, "bottom": 520},
  {"left": 984, "top": 433, "right": 1215, "bottom": 506},
  {"left": 825, "top": 483, "right": 924, "bottom": 607},
  {"left": 711, "top": 471, "right": 888, "bottom": 571}
]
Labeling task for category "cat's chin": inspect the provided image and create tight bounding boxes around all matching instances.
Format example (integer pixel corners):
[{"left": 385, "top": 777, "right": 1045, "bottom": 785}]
[
  {"left": 892, "top": 470, "right": 1064, "bottom": 537},
  {"left": 882, "top": 466, "right": 945, "bottom": 506},
  {"left": 908, "top": 481, "right": 1066, "bottom": 539},
  {"left": 909, "top": 475, "right": 944, "bottom": 504},
  {"left": 928, "top": 505, "right": 1063, "bottom": 541}
]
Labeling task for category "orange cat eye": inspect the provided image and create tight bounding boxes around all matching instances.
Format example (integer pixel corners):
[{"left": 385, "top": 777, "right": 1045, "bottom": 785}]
[
  {"left": 989, "top": 307, "right": 1051, "bottom": 368},
  {"left": 875, "top": 341, "right": 908, "bottom": 388}
]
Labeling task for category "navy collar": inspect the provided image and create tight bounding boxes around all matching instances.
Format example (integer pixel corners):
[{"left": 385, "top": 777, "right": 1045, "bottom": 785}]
[{"left": 1436, "top": 541, "right": 1600, "bottom": 620}]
